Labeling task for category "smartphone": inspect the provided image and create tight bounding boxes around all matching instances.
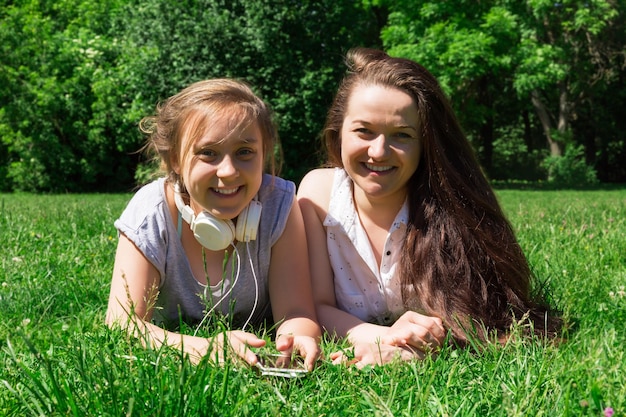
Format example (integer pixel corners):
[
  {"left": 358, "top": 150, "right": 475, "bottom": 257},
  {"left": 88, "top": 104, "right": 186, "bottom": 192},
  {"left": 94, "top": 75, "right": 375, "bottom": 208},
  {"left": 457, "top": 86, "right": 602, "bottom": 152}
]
[{"left": 255, "top": 353, "right": 308, "bottom": 378}]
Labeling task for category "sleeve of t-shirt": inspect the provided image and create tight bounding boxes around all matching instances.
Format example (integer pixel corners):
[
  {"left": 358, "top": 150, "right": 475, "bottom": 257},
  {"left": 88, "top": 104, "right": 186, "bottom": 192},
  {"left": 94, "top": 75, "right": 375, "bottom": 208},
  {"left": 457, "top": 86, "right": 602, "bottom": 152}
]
[
  {"left": 113, "top": 181, "right": 168, "bottom": 279},
  {"left": 261, "top": 175, "right": 296, "bottom": 246}
]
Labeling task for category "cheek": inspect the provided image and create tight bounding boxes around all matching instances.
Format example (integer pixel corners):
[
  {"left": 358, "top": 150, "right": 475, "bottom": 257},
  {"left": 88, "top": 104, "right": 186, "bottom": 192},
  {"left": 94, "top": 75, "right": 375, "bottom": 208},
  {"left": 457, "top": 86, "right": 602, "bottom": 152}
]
[
  {"left": 340, "top": 142, "right": 354, "bottom": 168},
  {"left": 245, "top": 156, "right": 264, "bottom": 178},
  {"left": 174, "top": 146, "right": 194, "bottom": 181},
  {"left": 339, "top": 134, "right": 359, "bottom": 158},
  {"left": 180, "top": 157, "right": 209, "bottom": 187},
  {"left": 408, "top": 144, "right": 423, "bottom": 173},
  {"left": 247, "top": 157, "right": 264, "bottom": 181}
]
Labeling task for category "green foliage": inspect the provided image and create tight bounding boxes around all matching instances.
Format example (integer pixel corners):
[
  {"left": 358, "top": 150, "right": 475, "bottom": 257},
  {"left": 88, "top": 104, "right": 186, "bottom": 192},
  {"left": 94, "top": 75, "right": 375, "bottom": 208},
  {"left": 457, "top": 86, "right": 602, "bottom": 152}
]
[
  {"left": 1, "top": 191, "right": 625, "bottom": 415},
  {"left": 542, "top": 144, "right": 599, "bottom": 188},
  {"left": 0, "top": 0, "right": 134, "bottom": 192},
  {"left": 0, "top": 0, "right": 379, "bottom": 192},
  {"left": 513, "top": 0, "right": 618, "bottom": 96},
  {"left": 380, "top": 1, "right": 531, "bottom": 174},
  {"left": 133, "top": 159, "right": 161, "bottom": 187},
  {"left": 1, "top": 0, "right": 625, "bottom": 189},
  {"left": 379, "top": 0, "right": 625, "bottom": 182},
  {"left": 490, "top": 128, "right": 546, "bottom": 181}
]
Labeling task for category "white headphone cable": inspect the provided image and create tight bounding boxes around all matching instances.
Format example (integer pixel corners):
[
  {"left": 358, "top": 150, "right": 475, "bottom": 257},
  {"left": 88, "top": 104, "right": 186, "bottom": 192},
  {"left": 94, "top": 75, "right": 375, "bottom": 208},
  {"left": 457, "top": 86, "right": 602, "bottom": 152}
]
[
  {"left": 193, "top": 243, "right": 242, "bottom": 337},
  {"left": 241, "top": 241, "right": 259, "bottom": 330}
]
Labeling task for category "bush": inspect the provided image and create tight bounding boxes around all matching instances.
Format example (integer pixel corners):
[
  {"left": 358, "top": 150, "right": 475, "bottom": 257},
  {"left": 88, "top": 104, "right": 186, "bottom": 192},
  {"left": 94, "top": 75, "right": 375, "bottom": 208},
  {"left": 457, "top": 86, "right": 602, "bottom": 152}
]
[
  {"left": 541, "top": 144, "right": 599, "bottom": 188},
  {"left": 490, "top": 134, "right": 546, "bottom": 181}
]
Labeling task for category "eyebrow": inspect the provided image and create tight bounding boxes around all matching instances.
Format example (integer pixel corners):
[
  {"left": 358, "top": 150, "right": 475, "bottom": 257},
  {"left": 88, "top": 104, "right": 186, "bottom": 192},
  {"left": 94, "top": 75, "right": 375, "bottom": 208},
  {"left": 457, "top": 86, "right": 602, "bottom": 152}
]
[
  {"left": 351, "top": 119, "right": 418, "bottom": 132},
  {"left": 239, "top": 137, "right": 260, "bottom": 143},
  {"left": 197, "top": 135, "right": 261, "bottom": 147}
]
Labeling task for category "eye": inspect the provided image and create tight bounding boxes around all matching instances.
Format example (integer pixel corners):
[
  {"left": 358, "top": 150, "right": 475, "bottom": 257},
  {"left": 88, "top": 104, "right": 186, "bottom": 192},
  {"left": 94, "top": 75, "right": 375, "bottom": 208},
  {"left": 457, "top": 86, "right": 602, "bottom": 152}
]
[
  {"left": 237, "top": 147, "right": 257, "bottom": 159},
  {"left": 392, "top": 129, "right": 418, "bottom": 141},
  {"left": 354, "top": 127, "right": 374, "bottom": 136},
  {"left": 196, "top": 148, "right": 218, "bottom": 161}
]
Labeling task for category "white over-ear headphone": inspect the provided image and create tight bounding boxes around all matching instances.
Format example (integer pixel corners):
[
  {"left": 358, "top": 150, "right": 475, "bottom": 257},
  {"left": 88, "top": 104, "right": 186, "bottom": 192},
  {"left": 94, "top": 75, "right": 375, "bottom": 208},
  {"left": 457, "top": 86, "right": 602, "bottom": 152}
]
[{"left": 174, "top": 182, "right": 262, "bottom": 251}]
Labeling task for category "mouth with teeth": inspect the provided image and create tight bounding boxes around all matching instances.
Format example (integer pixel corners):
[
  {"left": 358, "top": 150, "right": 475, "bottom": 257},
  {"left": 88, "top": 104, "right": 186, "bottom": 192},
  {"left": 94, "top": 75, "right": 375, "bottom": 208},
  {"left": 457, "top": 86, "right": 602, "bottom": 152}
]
[
  {"left": 364, "top": 163, "right": 394, "bottom": 173},
  {"left": 212, "top": 186, "right": 240, "bottom": 195}
]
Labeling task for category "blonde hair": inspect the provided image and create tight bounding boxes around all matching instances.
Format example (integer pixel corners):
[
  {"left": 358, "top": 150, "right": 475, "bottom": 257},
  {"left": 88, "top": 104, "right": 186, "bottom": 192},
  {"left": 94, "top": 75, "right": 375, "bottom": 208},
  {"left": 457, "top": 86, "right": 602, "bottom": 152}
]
[{"left": 140, "top": 78, "right": 280, "bottom": 186}]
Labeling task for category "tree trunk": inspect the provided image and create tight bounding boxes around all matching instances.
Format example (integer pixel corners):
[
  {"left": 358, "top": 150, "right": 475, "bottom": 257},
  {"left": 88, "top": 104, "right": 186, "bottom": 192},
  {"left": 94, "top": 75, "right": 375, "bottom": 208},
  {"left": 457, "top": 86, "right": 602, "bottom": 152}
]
[
  {"left": 557, "top": 83, "right": 571, "bottom": 134},
  {"left": 530, "top": 89, "right": 563, "bottom": 157}
]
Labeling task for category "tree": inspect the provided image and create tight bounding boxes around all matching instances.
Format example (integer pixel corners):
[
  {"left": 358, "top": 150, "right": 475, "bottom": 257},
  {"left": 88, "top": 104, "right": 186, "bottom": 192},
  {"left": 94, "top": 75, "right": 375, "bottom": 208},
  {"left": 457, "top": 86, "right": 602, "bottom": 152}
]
[
  {"left": 4, "top": 0, "right": 622, "bottom": 188},
  {"left": 379, "top": 1, "right": 522, "bottom": 172},
  {"left": 512, "top": 0, "right": 621, "bottom": 158},
  {"left": 96, "top": 0, "right": 379, "bottom": 185},
  {"left": 0, "top": 0, "right": 127, "bottom": 192},
  {"left": 1, "top": 0, "right": 379, "bottom": 192},
  {"left": 378, "top": 0, "right": 625, "bottom": 182}
]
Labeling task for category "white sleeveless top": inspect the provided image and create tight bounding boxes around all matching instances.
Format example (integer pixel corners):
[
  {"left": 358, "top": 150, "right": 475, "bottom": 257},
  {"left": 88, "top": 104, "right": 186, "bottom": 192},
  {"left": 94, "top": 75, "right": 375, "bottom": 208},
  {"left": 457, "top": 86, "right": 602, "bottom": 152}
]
[{"left": 324, "top": 168, "right": 408, "bottom": 325}]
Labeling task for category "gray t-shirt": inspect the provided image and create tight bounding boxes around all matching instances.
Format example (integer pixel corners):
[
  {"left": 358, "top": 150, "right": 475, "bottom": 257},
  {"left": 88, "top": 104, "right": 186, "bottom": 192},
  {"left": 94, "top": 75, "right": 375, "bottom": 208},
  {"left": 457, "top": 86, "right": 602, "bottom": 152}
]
[{"left": 114, "top": 174, "right": 295, "bottom": 330}]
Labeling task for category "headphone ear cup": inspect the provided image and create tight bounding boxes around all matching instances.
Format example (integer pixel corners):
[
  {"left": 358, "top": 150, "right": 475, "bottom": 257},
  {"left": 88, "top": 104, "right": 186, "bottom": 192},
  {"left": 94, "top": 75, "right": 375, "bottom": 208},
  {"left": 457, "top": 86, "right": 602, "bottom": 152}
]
[
  {"left": 191, "top": 212, "right": 236, "bottom": 251},
  {"left": 235, "top": 200, "right": 262, "bottom": 242}
]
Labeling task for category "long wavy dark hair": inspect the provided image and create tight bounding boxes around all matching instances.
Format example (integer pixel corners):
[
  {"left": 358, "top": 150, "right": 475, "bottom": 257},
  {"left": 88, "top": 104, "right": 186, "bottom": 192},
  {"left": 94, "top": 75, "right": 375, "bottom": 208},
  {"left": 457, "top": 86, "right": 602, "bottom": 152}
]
[{"left": 323, "top": 47, "right": 561, "bottom": 344}]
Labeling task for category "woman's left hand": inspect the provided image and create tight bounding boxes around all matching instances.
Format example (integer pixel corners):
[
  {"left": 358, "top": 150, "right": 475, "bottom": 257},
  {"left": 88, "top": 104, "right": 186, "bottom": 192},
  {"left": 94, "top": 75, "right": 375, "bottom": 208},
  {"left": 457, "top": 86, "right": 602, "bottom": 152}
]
[
  {"left": 381, "top": 311, "right": 446, "bottom": 353},
  {"left": 275, "top": 333, "right": 321, "bottom": 371},
  {"left": 330, "top": 342, "right": 424, "bottom": 368}
]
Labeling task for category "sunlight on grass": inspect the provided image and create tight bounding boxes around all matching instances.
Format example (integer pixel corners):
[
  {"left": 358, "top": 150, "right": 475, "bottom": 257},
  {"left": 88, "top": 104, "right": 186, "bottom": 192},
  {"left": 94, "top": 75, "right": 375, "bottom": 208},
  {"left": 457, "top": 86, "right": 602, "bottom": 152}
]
[{"left": 1, "top": 189, "right": 624, "bottom": 415}]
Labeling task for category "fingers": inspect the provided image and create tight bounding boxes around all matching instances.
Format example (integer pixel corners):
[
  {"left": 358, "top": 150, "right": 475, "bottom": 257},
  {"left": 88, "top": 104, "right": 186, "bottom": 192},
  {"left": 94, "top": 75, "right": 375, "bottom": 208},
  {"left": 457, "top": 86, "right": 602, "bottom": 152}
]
[
  {"left": 215, "top": 331, "right": 266, "bottom": 365},
  {"left": 381, "top": 312, "right": 446, "bottom": 351},
  {"left": 277, "top": 334, "right": 321, "bottom": 371},
  {"left": 330, "top": 348, "right": 358, "bottom": 366},
  {"left": 381, "top": 327, "right": 440, "bottom": 351},
  {"left": 275, "top": 333, "right": 294, "bottom": 352},
  {"left": 211, "top": 331, "right": 321, "bottom": 370},
  {"left": 398, "top": 311, "right": 446, "bottom": 338},
  {"left": 296, "top": 337, "right": 321, "bottom": 370},
  {"left": 360, "top": 348, "right": 422, "bottom": 369},
  {"left": 330, "top": 343, "right": 423, "bottom": 368},
  {"left": 353, "top": 343, "right": 422, "bottom": 368},
  {"left": 274, "top": 333, "right": 295, "bottom": 367},
  {"left": 329, "top": 350, "right": 344, "bottom": 363}
]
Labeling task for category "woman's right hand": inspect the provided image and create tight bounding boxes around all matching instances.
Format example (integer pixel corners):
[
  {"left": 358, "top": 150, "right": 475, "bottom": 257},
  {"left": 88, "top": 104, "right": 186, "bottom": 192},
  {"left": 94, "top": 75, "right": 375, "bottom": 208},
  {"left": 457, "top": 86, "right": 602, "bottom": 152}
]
[
  {"left": 380, "top": 311, "right": 446, "bottom": 353},
  {"left": 190, "top": 330, "right": 266, "bottom": 365}
]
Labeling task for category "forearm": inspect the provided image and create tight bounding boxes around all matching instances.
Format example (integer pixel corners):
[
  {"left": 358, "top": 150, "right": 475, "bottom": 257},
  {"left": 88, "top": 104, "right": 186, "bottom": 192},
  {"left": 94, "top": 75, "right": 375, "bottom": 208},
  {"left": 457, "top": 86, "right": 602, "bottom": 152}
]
[
  {"left": 108, "top": 312, "right": 207, "bottom": 359},
  {"left": 317, "top": 304, "right": 388, "bottom": 345}
]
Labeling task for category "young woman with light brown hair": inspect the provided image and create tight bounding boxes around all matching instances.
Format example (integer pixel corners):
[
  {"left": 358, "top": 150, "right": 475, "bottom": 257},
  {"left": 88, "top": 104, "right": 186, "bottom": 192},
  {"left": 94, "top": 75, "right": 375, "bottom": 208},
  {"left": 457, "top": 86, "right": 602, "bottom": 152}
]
[{"left": 107, "top": 78, "right": 320, "bottom": 368}]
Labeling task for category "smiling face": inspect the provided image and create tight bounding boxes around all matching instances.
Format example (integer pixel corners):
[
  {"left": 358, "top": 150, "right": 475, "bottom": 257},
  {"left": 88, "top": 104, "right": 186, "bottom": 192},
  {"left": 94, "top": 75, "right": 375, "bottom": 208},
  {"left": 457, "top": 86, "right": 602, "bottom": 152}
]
[
  {"left": 176, "top": 107, "right": 264, "bottom": 220},
  {"left": 340, "top": 83, "right": 422, "bottom": 205}
]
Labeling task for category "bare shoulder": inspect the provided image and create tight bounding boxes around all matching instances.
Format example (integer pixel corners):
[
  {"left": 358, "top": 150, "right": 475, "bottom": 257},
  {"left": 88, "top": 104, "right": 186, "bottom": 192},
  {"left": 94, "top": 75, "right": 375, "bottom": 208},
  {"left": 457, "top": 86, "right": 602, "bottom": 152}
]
[
  {"left": 297, "top": 168, "right": 335, "bottom": 216},
  {"left": 298, "top": 168, "right": 335, "bottom": 197}
]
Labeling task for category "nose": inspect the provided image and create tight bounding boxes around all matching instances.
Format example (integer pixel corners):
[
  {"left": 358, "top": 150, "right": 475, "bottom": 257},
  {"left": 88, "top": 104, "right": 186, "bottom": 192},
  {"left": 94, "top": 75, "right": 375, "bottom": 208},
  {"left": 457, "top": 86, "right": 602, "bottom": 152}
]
[
  {"left": 368, "top": 134, "right": 389, "bottom": 160},
  {"left": 216, "top": 154, "right": 238, "bottom": 178}
]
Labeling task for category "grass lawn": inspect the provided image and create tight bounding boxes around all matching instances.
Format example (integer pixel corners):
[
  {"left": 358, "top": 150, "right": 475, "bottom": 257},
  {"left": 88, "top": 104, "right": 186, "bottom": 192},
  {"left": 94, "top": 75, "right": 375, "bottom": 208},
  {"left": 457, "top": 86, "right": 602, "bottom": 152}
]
[{"left": 0, "top": 188, "right": 624, "bottom": 416}]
